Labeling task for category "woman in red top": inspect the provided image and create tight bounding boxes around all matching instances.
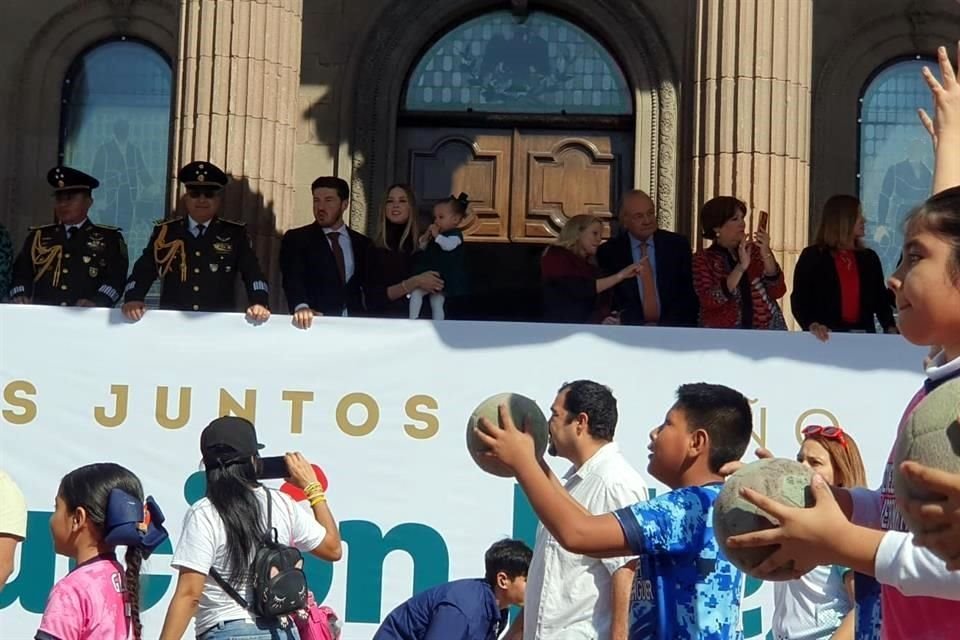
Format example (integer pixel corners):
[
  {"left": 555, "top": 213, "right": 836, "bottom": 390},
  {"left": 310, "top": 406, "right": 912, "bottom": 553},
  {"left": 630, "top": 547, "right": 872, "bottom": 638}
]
[
  {"left": 692, "top": 196, "right": 787, "bottom": 329},
  {"left": 790, "top": 195, "right": 897, "bottom": 340},
  {"left": 540, "top": 214, "right": 642, "bottom": 324}
]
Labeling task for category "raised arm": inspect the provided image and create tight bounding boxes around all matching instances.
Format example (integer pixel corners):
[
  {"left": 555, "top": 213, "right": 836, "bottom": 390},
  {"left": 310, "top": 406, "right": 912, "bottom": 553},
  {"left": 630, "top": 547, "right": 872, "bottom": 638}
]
[
  {"left": 473, "top": 405, "right": 630, "bottom": 557},
  {"left": 920, "top": 44, "right": 960, "bottom": 193}
]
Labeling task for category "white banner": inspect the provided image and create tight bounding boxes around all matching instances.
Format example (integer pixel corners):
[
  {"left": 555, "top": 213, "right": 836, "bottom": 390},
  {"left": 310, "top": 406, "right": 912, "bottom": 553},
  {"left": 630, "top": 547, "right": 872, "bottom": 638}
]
[{"left": 0, "top": 306, "right": 926, "bottom": 639}]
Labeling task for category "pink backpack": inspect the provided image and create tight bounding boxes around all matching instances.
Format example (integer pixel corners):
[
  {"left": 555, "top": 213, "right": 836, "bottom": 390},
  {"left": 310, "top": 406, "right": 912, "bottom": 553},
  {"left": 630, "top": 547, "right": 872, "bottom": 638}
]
[{"left": 293, "top": 591, "right": 342, "bottom": 640}]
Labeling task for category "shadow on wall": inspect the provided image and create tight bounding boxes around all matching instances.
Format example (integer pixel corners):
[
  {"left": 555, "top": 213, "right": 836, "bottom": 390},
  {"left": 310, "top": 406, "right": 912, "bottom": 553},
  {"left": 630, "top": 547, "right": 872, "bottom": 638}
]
[{"left": 223, "top": 175, "right": 283, "bottom": 313}]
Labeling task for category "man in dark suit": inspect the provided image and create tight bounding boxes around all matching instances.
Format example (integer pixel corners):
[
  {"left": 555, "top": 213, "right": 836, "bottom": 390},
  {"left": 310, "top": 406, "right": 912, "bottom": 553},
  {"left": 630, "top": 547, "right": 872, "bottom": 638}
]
[
  {"left": 10, "top": 166, "right": 128, "bottom": 307},
  {"left": 121, "top": 161, "right": 271, "bottom": 322},
  {"left": 280, "top": 176, "right": 371, "bottom": 329},
  {"left": 596, "top": 190, "right": 698, "bottom": 327}
]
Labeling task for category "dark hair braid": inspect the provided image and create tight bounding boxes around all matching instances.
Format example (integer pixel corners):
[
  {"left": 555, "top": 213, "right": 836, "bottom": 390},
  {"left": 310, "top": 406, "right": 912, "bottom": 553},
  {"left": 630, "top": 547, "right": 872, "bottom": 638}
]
[{"left": 124, "top": 546, "right": 144, "bottom": 640}]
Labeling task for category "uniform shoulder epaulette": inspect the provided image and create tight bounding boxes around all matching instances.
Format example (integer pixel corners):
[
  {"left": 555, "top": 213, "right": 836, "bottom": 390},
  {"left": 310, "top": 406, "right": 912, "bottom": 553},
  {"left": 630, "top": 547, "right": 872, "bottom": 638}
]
[
  {"left": 154, "top": 217, "right": 183, "bottom": 226},
  {"left": 28, "top": 223, "right": 57, "bottom": 231},
  {"left": 91, "top": 222, "right": 122, "bottom": 231},
  {"left": 221, "top": 218, "right": 246, "bottom": 226}
]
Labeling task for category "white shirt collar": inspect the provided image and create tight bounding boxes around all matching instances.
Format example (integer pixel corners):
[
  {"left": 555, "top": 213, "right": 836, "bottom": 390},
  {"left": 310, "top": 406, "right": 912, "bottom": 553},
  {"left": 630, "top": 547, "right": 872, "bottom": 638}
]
[
  {"left": 926, "top": 350, "right": 960, "bottom": 382},
  {"left": 564, "top": 442, "right": 620, "bottom": 482},
  {"left": 64, "top": 218, "right": 88, "bottom": 230},
  {"left": 324, "top": 222, "right": 346, "bottom": 235},
  {"left": 187, "top": 216, "right": 213, "bottom": 232}
]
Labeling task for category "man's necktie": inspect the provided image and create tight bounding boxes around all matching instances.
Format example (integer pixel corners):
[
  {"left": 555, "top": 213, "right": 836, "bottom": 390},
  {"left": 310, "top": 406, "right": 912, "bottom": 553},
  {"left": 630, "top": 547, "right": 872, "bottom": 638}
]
[
  {"left": 327, "top": 231, "right": 346, "bottom": 283},
  {"left": 639, "top": 242, "right": 660, "bottom": 324}
]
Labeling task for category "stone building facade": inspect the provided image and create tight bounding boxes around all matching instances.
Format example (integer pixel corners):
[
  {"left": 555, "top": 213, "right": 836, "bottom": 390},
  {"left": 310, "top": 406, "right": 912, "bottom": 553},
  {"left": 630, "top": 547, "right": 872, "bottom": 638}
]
[{"left": 0, "top": 0, "right": 957, "bottom": 318}]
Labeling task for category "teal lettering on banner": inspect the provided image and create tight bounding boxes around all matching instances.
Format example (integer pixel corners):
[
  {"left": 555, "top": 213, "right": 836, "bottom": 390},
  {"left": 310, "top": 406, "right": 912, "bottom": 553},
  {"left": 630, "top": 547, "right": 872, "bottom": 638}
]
[
  {"left": 342, "top": 521, "right": 449, "bottom": 622},
  {"left": 0, "top": 511, "right": 56, "bottom": 612},
  {"left": 2, "top": 476, "right": 765, "bottom": 636}
]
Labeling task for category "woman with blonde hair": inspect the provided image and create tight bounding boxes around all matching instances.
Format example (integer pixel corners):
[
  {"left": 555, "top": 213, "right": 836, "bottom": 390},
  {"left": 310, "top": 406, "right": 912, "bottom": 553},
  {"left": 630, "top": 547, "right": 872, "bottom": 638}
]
[
  {"left": 791, "top": 194, "right": 897, "bottom": 340},
  {"left": 540, "top": 214, "right": 642, "bottom": 324},
  {"left": 773, "top": 425, "right": 868, "bottom": 640},
  {"left": 364, "top": 183, "right": 444, "bottom": 317}
]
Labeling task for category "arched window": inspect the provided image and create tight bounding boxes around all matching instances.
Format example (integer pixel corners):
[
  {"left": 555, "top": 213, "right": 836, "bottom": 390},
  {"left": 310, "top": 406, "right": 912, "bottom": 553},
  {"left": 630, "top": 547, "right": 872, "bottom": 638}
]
[
  {"left": 60, "top": 39, "right": 173, "bottom": 267},
  {"left": 398, "top": 10, "right": 634, "bottom": 247},
  {"left": 405, "top": 10, "right": 632, "bottom": 115},
  {"left": 858, "top": 57, "right": 937, "bottom": 276}
]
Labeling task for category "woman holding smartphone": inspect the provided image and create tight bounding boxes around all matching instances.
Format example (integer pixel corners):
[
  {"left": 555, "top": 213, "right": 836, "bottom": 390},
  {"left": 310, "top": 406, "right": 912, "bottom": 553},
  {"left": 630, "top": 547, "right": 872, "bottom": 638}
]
[
  {"left": 160, "top": 416, "right": 342, "bottom": 640},
  {"left": 791, "top": 195, "right": 897, "bottom": 341},
  {"left": 692, "top": 196, "right": 788, "bottom": 330}
]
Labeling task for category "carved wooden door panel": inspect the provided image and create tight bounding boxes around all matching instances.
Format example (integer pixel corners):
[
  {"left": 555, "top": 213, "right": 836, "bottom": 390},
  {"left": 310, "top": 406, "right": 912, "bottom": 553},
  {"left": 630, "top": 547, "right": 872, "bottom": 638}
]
[
  {"left": 511, "top": 130, "right": 632, "bottom": 242},
  {"left": 395, "top": 127, "right": 632, "bottom": 243},
  {"left": 395, "top": 128, "right": 513, "bottom": 242}
]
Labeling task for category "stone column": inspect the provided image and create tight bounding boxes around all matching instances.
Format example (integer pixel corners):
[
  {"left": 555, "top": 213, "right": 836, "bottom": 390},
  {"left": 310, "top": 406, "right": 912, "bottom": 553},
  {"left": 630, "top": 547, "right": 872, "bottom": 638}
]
[
  {"left": 689, "top": 0, "right": 813, "bottom": 327},
  {"left": 172, "top": 0, "right": 303, "bottom": 304}
]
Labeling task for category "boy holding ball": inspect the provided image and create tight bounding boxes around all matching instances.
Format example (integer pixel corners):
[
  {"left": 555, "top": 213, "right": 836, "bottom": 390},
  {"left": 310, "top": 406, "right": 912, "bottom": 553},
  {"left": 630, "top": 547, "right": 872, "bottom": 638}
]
[{"left": 476, "top": 383, "right": 753, "bottom": 640}]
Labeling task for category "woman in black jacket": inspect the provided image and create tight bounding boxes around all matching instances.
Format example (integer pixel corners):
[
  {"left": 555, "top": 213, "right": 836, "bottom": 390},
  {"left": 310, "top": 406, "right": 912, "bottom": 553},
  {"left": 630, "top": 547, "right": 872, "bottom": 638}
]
[
  {"left": 791, "top": 194, "right": 897, "bottom": 340},
  {"left": 365, "top": 184, "right": 444, "bottom": 317}
]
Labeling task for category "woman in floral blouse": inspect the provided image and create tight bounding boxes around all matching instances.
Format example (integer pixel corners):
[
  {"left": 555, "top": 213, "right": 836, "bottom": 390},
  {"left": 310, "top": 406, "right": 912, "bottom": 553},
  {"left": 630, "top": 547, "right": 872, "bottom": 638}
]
[{"left": 692, "top": 196, "right": 787, "bottom": 329}]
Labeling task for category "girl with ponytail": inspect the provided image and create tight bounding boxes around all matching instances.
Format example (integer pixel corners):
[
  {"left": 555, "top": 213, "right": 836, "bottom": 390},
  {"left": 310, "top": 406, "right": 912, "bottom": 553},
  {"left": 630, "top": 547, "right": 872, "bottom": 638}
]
[{"left": 36, "top": 462, "right": 168, "bottom": 640}]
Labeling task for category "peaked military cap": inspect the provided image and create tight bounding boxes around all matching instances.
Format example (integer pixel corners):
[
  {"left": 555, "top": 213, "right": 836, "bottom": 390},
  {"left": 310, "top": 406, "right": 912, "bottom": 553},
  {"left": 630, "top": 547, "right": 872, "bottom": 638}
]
[
  {"left": 178, "top": 161, "right": 228, "bottom": 188},
  {"left": 47, "top": 166, "right": 100, "bottom": 192}
]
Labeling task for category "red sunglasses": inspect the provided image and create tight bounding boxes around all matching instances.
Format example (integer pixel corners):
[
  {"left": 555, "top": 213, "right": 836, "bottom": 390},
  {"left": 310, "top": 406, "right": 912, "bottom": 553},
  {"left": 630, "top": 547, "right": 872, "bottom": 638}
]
[{"left": 802, "top": 424, "right": 847, "bottom": 447}]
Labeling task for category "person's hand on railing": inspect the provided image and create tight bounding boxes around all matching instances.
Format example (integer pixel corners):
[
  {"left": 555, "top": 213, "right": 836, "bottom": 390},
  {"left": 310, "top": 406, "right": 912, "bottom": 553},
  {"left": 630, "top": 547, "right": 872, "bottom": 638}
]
[{"left": 809, "top": 322, "right": 831, "bottom": 342}]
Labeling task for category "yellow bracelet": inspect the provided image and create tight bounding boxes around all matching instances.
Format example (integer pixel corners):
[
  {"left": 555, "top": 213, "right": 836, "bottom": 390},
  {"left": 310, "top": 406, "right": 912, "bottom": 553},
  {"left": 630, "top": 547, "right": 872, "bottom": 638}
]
[
  {"left": 305, "top": 487, "right": 325, "bottom": 500},
  {"left": 303, "top": 482, "right": 321, "bottom": 493},
  {"left": 309, "top": 494, "right": 327, "bottom": 506}
]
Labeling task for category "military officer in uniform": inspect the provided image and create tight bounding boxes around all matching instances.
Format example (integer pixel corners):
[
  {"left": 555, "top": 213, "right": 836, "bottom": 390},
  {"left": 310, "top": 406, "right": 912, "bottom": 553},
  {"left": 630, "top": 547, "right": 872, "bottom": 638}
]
[
  {"left": 121, "top": 161, "right": 271, "bottom": 322},
  {"left": 10, "top": 166, "right": 128, "bottom": 307}
]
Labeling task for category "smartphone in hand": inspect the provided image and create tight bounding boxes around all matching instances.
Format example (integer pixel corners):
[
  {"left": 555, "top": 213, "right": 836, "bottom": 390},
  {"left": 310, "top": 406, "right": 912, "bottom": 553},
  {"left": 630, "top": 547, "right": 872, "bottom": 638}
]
[
  {"left": 758, "top": 210, "right": 770, "bottom": 234},
  {"left": 258, "top": 455, "right": 288, "bottom": 480}
]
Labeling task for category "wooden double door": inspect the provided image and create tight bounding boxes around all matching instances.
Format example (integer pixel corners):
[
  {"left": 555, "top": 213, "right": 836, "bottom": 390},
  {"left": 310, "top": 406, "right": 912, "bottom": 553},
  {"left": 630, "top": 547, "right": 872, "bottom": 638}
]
[{"left": 396, "top": 127, "right": 634, "bottom": 243}]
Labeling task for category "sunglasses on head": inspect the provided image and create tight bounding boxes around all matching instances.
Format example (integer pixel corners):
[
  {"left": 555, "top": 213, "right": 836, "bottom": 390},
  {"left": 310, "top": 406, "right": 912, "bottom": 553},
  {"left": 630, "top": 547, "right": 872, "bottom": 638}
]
[
  {"left": 187, "top": 188, "right": 220, "bottom": 199},
  {"left": 802, "top": 424, "right": 847, "bottom": 447}
]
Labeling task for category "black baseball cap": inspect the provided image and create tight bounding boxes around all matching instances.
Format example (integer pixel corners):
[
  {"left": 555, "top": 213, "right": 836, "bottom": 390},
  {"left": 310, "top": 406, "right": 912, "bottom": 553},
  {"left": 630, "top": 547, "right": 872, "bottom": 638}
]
[{"left": 200, "top": 416, "right": 264, "bottom": 466}]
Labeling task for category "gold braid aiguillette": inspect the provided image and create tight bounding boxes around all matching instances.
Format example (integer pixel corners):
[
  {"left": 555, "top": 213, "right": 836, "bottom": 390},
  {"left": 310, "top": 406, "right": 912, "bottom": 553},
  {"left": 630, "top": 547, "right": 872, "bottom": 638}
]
[{"left": 153, "top": 224, "right": 187, "bottom": 282}]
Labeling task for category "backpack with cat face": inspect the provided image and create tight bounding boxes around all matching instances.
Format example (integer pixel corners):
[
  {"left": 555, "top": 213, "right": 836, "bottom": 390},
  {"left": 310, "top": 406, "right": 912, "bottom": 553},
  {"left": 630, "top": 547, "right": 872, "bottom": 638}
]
[{"left": 210, "top": 489, "right": 308, "bottom": 619}]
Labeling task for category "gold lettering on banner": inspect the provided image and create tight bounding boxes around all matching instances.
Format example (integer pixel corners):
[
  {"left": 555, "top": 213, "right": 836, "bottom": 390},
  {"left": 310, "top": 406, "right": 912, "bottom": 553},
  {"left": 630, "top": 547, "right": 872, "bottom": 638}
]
[
  {"left": 2, "top": 380, "right": 37, "bottom": 425},
  {"left": 94, "top": 384, "right": 129, "bottom": 428},
  {"left": 404, "top": 395, "right": 439, "bottom": 439},
  {"left": 156, "top": 386, "right": 192, "bottom": 429},
  {"left": 219, "top": 388, "right": 257, "bottom": 422},
  {"left": 748, "top": 398, "right": 767, "bottom": 449},
  {"left": 283, "top": 391, "right": 315, "bottom": 434},
  {"left": 337, "top": 392, "right": 380, "bottom": 437},
  {"left": 795, "top": 408, "right": 839, "bottom": 444}
]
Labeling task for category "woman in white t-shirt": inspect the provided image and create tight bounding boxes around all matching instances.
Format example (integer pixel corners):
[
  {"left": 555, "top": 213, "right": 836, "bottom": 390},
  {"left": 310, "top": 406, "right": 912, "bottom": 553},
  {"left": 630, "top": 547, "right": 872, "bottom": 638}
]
[
  {"left": 773, "top": 425, "right": 867, "bottom": 640},
  {"left": 159, "top": 417, "right": 343, "bottom": 640}
]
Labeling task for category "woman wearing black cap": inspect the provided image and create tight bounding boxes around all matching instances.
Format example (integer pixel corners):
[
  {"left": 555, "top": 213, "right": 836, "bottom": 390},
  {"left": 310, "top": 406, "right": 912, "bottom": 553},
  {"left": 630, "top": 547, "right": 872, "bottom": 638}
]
[{"left": 159, "top": 417, "right": 341, "bottom": 640}]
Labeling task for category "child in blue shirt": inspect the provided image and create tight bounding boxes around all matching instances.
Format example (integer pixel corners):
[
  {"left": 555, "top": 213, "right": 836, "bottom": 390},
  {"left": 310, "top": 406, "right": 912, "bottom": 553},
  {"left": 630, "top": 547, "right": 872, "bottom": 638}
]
[
  {"left": 475, "top": 382, "right": 753, "bottom": 640},
  {"left": 373, "top": 538, "right": 531, "bottom": 640}
]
